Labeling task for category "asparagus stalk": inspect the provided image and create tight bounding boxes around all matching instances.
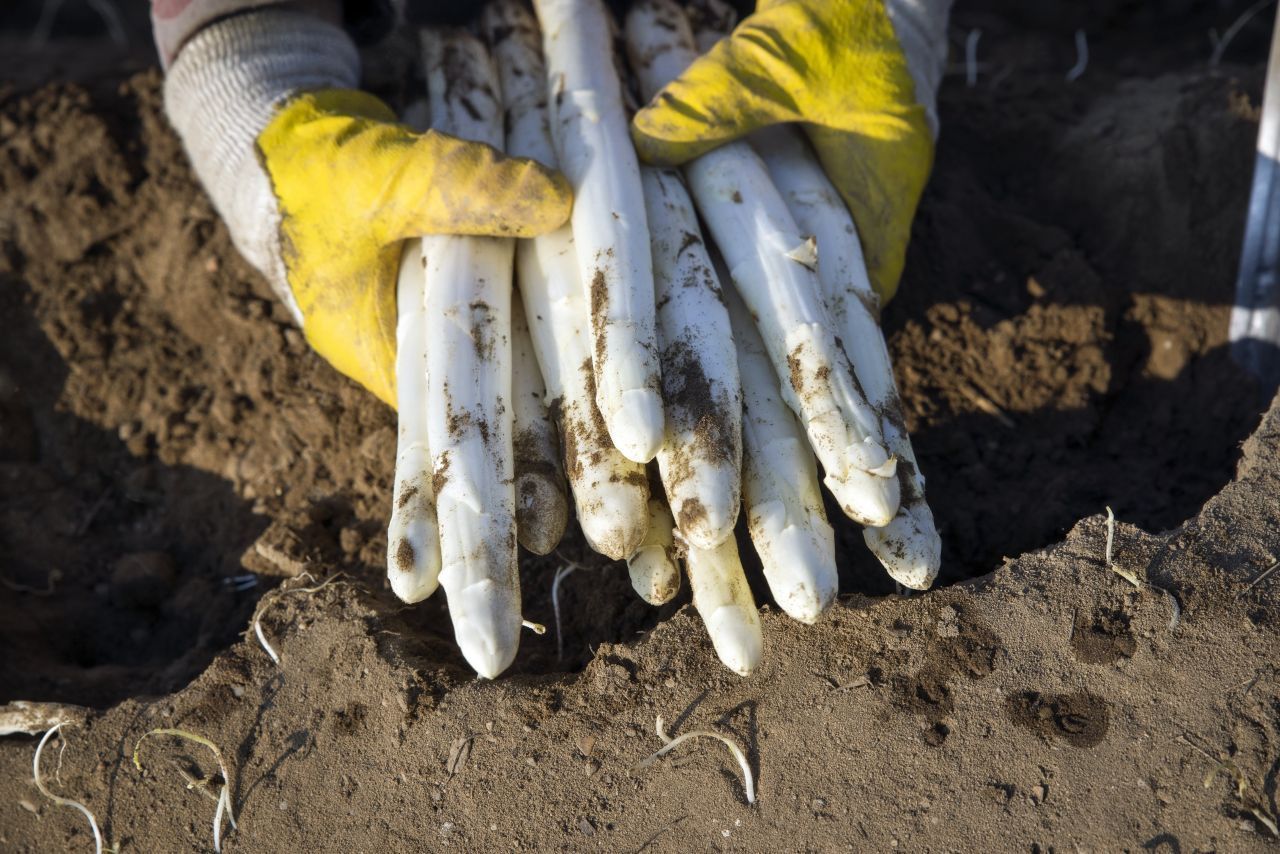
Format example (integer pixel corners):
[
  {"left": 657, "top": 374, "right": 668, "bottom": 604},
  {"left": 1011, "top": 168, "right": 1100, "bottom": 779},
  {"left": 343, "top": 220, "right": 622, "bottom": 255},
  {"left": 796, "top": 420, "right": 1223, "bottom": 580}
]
[
  {"left": 387, "top": 240, "right": 444, "bottom": 604},
  {"left": 482, "top": 0, "right": 651, "bottom": 560},
  {"left": 624, "top": 0, "right": 900, "bottom": 528},
  {"left": 420, "top": 29, "right": 520, "bottom": 678},
  {"left": 723, "top": 264, "right": 838, "bottom": 623},
  {"left": 626, "top": 496, "right": 682, "bottom": 605},
  {"left": 641, "top": 165, "right": 743, "bottom": 550},
  {"left": 752, "top": 126, "right": 940, "bottom": 590},
  {"left": 685, "top": 535, "right": 764, "bottom": 676},
  {"left": 534, "top": 0, "right": 665, "bottom": 464},
  {"left": 511, "top": 292, "right": 570, "bottom": 555}
]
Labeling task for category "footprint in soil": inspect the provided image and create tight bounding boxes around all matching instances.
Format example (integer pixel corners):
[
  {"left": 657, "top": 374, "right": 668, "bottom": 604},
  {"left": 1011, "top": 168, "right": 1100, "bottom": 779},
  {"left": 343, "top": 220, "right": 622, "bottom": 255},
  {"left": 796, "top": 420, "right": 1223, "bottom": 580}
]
[
  {"left": 1070, "top": 607, "right": 1138, "bottom": 665},
  {"left": 885, "top": 606, "right": 1004, "bottom": 746},
  {"left": 1006, "top": 691, "right": 1111, "bottom": 748}
]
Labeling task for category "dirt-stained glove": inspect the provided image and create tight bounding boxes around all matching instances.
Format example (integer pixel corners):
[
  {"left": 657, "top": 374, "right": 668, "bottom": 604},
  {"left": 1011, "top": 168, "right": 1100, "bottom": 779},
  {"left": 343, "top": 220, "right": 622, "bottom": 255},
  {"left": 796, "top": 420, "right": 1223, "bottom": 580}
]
[
  {"left": 631, "top": 0, "right": 949, "bottom": 303},
  {"left": 164, "top": 9, "right": 572, "bottom": 406}
]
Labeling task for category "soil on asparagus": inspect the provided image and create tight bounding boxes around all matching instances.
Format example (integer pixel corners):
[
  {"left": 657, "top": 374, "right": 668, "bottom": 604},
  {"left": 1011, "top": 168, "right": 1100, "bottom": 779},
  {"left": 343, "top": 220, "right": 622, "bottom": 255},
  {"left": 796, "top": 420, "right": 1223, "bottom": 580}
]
[{"left": 3, "top": 2, "right": 1280, "bottom": 851}]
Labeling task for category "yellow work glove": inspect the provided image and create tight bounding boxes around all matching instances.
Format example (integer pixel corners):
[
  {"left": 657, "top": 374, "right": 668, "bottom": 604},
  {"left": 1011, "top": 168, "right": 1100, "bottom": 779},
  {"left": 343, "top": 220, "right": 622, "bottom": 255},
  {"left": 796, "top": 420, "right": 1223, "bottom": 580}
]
[
  {"left": 631, "top": 0, "right": 945, "bottom": 303},
  {"left": 257, "top": 90, "right": 571, "bottom": 406},
  {"left": 163, "top": 10, "right": 572, "bottom": 407}
]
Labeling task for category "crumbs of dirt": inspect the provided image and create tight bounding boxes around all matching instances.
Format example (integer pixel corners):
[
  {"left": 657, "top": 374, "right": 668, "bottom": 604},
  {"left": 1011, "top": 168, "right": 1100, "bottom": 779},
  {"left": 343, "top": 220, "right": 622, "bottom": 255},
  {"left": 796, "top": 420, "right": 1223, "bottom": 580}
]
[{"left": 2, "top": 2, "right": 1280, "bottom": 852}]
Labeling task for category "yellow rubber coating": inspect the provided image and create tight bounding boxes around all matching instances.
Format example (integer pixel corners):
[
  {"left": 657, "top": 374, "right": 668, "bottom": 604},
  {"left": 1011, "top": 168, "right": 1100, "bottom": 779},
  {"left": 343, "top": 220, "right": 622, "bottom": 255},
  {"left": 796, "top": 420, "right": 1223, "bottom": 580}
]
[
  {"left": 256, "top": 89, "right": 573, "bottom": 406},
  {"left": 631, "top": 0, "right": 933, "bottom": 303}
]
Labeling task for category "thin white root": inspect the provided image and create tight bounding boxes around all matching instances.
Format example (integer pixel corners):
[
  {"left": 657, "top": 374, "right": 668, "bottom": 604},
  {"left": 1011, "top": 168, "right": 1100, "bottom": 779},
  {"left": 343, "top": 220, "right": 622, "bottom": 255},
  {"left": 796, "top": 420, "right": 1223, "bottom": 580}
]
[
  {"left": 1209, "top": 0, "right": 1275, "bottom": 67},
  {"left": 251, "top": 572, "right": 345, "bottom": 666},
  {"left": 133, "top": 728, "right": 236, "bottom": 852},
  {"left": 33, "top": 0, "right": 127, "bottom": 47},
  {"left": 1104, "top": 506, "right": 1116, "bottom": 569},
  {"left": 522, "top": 620, "right": 548, "bottom": 635},
  {"left": 551, "top": 564, "right": 576, "bottom": 660},
  {"left": 625, "top": 498, "right": 682, "bottom": 605},
  {"left": 33, "top": 725, "right": 104, "bottom": 854},
  {"left": 1239, "top": 558, "right": 1280, "bottom": 597},
  {"left": 634, "top": 715, "right": 756, "bottom": 805},
  {"left": 1101, "top": 508, "right": 1181, "bottom": 630},
  {"left": 1, "top": 701, "right": 89, "bottom": 737},
  {"left": 965, "top": 29, "right": 982, "bottom": 87},
  {"left": 1065, "top": 29, "right": 1089, "bottom": 82}
]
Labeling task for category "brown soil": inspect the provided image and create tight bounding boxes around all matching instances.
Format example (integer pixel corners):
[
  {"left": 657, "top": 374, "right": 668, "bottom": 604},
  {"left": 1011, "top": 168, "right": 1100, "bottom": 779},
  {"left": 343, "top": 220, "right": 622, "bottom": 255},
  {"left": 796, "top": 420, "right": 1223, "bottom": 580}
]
[{"left": 3, "top": 3, "right": 1280, "bottom": 852}]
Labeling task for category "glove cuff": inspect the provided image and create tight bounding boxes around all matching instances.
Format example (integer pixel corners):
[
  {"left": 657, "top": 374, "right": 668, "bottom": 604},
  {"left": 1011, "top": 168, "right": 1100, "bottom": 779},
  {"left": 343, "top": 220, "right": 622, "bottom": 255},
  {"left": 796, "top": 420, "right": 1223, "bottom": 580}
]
[
  {"left": 164, "top": 9, "right": 360, "bottom": 325},
  {"left": 886, "top": 0, "right": 951, "bottom": 138}
]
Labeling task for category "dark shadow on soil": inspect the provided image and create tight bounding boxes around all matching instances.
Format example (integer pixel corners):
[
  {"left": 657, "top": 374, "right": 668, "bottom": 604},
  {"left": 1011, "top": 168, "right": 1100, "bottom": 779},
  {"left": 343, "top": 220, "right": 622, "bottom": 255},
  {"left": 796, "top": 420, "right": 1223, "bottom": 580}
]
[
  {"left": 835, "top": 342, "right": 1266, "bottom": 596},
  {"left": 0, "top": 279, "right": 268, "bottom": 707}
]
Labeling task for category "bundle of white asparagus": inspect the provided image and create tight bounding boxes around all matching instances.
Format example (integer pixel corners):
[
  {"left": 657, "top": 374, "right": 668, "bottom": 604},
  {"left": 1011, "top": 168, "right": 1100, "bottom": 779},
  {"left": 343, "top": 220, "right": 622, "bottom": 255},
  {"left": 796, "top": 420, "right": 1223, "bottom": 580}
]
[{"left": 385, "top": 0, "right": 940, "bottom": 679}]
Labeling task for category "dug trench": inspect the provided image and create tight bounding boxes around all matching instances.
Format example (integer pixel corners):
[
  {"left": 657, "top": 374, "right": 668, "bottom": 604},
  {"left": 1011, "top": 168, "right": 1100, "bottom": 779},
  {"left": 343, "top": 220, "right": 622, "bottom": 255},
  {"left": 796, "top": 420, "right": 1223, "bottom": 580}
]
[{"left": 3, "top": 4, "right": 1280, "bottom": 851}]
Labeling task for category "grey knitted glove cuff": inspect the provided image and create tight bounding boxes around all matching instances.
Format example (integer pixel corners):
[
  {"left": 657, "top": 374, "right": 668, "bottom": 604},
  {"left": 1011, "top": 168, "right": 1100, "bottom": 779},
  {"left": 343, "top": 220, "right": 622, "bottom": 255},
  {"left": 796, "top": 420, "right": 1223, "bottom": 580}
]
[{"left": 164, "top": 9, "right": 360, "bottom": 323}]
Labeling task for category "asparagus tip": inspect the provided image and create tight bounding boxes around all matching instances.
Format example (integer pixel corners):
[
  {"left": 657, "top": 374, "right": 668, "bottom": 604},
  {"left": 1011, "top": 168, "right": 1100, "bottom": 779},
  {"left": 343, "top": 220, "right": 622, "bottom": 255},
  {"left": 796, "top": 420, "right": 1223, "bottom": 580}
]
[
  {"left": 514, "top": 474, "right": 570, "bottom": 556},
  {"left": 626, "top": 544, "right": 682, "bottom": 605},
  {"left": 578, "top": 498, "right": 650, "bottom": 560},
  {"left": 676, "top": 487, "right": 740, "bottom": 552},
  {"left": 827, "top": 466, "right": 901, "bottom": 529},
  {"left": 441, "top": 573, "right": 522, "bottom": 679},
  {"left": 702, "top": 604, "right": 763, "bottom": 677},
  {"left": 604, "top": 387, "right": 665, "bottom": 463},
  {"left": 386, "top": 508, "right": 442, "bottom": 604},
  {"left": 863, "top": 502, "right": 942, "bottom": 591},
  {"left": 762, "top": 525, "right": 838, "bottom": 624}
]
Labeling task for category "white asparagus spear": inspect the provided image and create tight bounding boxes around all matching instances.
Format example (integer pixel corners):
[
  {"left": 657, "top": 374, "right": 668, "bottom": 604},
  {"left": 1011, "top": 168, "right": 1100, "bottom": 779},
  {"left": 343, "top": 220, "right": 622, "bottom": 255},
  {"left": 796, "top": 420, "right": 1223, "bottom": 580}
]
[
  {"left": 387, "top": 96, "right": 438, "bottom": 602},
  {"left": 420, "top": 29, "right": 520, "bottom": 678},
  {"left": 752, "top": 126, "right": 941, "bottom": 590},
  {"left": 685, "top": 535, "right": 763, "bottom": 676},
  {"left": 723, "top": 263, "right": 838, "bottom": 623},
  {"left": 534, "top": 0, "right": 665, "bottom": 464},
  {"left": 482, "top": 1, "right": 651, "bottom": 560},
  {"left": 626, "top": 497, "right": 682, "bottom": 605},
  {"left": 388, "top": 240, "right": 444, "bottom": 603},
  {"left": 641, "top": 166, "right": 742, "bottom": 550},
  {"left": 623, "top": 0, "right": 900, "bottom": 528},
  {"left": 511, "top": 292, "right": 570, "bottom": 555}
]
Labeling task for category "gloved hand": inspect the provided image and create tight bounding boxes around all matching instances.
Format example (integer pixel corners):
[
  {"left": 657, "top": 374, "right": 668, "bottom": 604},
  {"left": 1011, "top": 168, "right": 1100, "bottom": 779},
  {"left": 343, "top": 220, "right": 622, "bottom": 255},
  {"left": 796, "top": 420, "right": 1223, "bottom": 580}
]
[
  {"left": 620, "top": 0, "right": 947, "bottom": 670},
  {"left": 164, "top": 9, "right": 572, "bottom": 406},
  {"left": 631, "top": 0, "right": 949, "bottom": 303}
]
